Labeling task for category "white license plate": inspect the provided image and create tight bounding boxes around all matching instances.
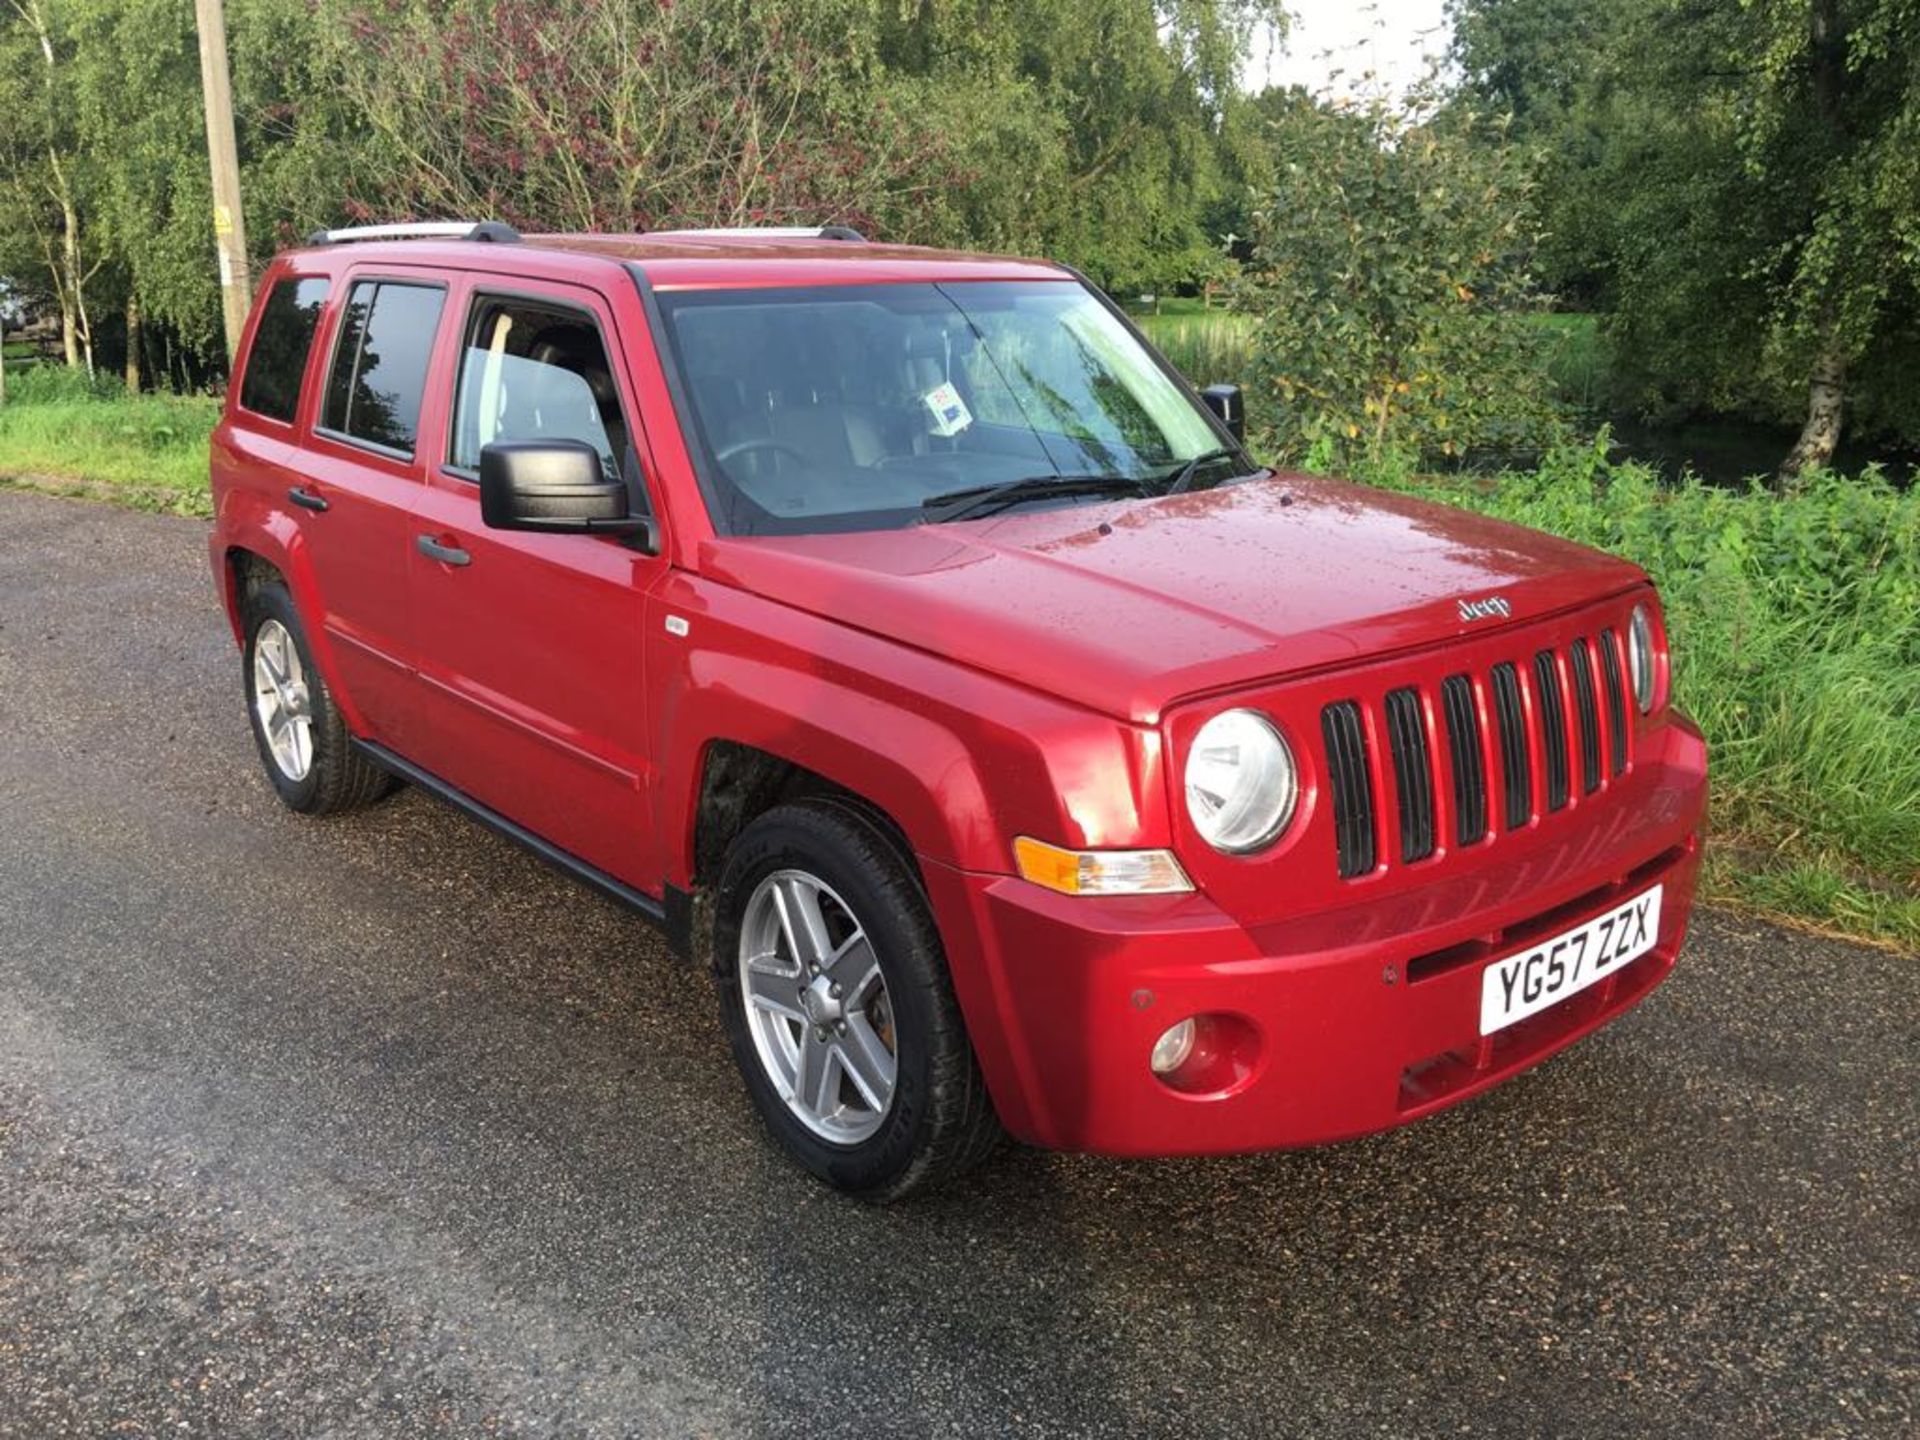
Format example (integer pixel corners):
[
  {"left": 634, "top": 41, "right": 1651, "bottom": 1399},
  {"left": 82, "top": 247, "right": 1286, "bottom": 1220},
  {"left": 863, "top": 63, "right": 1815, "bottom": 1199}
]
[{"left": 1479, "top": 885, "right": 1663, "bottom": 1035}]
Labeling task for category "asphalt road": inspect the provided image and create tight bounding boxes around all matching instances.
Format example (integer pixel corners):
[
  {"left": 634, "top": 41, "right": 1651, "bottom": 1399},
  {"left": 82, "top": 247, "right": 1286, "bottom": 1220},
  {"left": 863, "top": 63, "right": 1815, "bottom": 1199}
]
[{"left": 0, "top": 489, "right": 1913, "bottom": 1439}]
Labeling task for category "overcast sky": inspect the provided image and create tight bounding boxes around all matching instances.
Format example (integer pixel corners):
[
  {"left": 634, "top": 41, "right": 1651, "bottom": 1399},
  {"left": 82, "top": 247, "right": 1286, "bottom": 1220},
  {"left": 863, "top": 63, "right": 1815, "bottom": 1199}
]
[{"left": 1247, "top": 1, "right": 1454, "bottom": 101}]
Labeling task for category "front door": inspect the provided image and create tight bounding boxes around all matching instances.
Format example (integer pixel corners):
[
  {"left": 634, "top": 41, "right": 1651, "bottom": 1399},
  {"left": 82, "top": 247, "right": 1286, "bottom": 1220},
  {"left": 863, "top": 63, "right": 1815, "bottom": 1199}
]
[{"left": 404, "top": 277, "right": 665, "bottom": 892}]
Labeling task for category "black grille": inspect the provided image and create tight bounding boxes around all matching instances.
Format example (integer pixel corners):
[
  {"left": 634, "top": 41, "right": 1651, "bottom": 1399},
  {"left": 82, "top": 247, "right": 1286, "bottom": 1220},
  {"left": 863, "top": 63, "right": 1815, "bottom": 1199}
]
[
  {"left": 1599, "top": 627, "right": 1628, "bottom": 775},
  {"left": 1569, "top": 638, "right": 1603, "bottom": 795},
  {"left": 1440, "top": 675, "right": 1487, "bottom": 847},
  {"left": 1490, "top": 662, "right": 1531, "bottom": 830},
  {"left": 1321, "top": 701, "right": 1377, "bottom": 878},
  {"left": 1385, "top": 688, "right": 1436, "bottom": 863},
  {"left": 1533, "top": 650, "right": 1571, "bottom": 811}
]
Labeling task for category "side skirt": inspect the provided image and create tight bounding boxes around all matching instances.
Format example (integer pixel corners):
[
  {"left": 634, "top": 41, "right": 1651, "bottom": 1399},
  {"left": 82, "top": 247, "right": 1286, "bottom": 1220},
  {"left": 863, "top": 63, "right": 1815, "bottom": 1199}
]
[{"left": 351, "top": 738, "right": 694, "bottom": 958}]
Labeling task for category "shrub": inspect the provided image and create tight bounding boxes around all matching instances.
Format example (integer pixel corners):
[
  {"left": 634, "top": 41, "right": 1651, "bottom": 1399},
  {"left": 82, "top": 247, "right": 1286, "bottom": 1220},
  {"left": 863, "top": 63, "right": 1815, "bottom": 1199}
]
[{"left": 1238, "top": 92, "right": 1564, "bottom": 469}]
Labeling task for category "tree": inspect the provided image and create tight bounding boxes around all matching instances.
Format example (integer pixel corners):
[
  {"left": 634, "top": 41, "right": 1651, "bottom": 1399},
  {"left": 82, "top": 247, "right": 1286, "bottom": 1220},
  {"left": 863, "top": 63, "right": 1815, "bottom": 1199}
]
[
  {"left": 871, "top": 0, "right": 1286, "bottom": 293},
  {"left": 0, "top": 0, "right": 1290, "bottom": 387},
  {"left": 327, "top": 0, "right": 966, "bottom": 241},
  {"left": 1236, "top": 89, "right": 1561, "bottom": 467},
  {"left": 1, "top": 0, "right": 101, "bottom": 371},
  {"left": 1452, "top": 0, "right": 1920, "bottom": 478}
]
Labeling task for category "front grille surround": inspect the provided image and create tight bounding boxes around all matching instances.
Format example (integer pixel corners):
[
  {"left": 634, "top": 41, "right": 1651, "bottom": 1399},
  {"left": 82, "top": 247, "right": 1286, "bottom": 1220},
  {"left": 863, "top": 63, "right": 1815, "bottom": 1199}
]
[{"left": 1308, "top": 617, "right": 1641, "bottom": 884}]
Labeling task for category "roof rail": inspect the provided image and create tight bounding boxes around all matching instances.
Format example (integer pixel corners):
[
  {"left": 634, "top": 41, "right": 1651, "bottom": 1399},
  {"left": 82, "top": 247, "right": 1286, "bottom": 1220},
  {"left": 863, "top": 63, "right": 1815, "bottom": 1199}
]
[
  {"left": 648, "top": 225, "right": 868, "bottom": 243},
  {"left": 305, "top": 220, "right": 523, "bottom": 247}
]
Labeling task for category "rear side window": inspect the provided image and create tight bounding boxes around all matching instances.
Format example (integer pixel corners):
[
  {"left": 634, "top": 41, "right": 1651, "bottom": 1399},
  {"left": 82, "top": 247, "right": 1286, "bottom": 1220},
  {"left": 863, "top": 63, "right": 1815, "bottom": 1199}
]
[
  {"left": 321, "top": 280, "right": 446, "bottom": 455},
  {"left": 237, "top": 277, "right": 329, "bottom": 423}
]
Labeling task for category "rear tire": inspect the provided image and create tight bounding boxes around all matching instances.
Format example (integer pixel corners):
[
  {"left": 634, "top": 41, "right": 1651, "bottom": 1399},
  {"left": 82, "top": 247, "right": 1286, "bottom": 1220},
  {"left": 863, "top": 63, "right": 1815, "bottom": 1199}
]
[
  {"left": 241, "top": 580, "right": 393, "bottom": 815},
  {"left": 714, "top": 799, "right": 1001, "bottom": 1200}
]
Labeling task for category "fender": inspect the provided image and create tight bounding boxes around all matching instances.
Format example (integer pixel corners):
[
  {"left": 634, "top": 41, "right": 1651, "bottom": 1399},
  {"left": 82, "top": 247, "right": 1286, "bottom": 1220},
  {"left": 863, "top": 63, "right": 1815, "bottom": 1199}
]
[{"left": 649, "top": 570, "right": 1176, "bottom": 889}]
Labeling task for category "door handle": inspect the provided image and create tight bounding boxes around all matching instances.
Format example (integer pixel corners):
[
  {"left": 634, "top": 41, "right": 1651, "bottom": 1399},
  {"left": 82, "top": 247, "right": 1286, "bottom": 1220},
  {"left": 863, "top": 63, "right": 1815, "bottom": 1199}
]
[
  {"left": 416, "top": 534, "right": 471, "bottom": 567},
  {"left": 288, "top": 486, "right": 329, "bottom": 513}
]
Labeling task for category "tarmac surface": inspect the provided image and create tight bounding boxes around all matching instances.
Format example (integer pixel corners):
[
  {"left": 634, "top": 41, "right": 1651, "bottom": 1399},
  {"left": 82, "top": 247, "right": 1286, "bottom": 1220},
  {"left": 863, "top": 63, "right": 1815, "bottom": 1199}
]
[{"left": 1, "top": 490, "right": 1913, "bottom": 1437}]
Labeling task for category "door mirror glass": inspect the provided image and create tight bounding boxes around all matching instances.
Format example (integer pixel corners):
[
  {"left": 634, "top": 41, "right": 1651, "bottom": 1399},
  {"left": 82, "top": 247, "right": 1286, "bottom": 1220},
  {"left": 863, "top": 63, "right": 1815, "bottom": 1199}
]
[{"left": 1200, "top": 383, "right": 1245, "bottom": 442}]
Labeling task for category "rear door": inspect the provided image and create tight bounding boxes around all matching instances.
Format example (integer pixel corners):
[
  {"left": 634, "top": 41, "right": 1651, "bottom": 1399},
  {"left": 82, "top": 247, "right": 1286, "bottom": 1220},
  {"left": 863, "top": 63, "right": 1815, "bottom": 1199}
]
[
  {"left": 285, "top": 271, "right": 450, "bottom": 746},
  {"left": 403, "top": 275, "right": 666, "bottom": 891}
]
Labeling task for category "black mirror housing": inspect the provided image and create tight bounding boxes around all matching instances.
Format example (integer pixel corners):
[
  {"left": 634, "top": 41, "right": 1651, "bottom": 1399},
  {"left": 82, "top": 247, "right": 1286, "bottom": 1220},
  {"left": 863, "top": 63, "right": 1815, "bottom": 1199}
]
[
  {"left": 478, "top": 441, "right": 646, "bottom": 538},
  {"left": 1200, "top": 383, "right": 1245, "bottom": 443}
]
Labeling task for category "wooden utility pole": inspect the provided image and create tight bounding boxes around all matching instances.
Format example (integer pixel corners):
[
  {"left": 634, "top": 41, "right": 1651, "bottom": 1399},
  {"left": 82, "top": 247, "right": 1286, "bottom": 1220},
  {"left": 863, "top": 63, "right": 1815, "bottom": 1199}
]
[{"left": 193, "top": 0, "right": 251, "bottom": 363}]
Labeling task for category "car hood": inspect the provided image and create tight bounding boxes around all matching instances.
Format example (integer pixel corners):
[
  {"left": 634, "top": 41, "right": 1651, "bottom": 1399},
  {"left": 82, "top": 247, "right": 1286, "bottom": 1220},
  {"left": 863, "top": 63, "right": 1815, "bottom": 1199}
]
[{"left": 698, "top": 475, "right": 1646, "bottom": 723}]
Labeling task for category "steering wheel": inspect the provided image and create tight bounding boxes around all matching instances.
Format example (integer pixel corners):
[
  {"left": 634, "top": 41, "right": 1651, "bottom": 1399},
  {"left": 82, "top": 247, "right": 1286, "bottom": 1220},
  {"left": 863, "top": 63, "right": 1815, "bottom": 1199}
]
[{"left": 716, "top": 437, "right": 810, "bottom": 473}]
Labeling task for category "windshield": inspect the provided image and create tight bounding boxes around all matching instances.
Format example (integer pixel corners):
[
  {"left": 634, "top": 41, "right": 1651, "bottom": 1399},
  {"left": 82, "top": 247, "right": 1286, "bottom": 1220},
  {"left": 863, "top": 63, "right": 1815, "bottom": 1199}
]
[{"left": 653, "top": 280, "right": 1228, "bottom": 535}]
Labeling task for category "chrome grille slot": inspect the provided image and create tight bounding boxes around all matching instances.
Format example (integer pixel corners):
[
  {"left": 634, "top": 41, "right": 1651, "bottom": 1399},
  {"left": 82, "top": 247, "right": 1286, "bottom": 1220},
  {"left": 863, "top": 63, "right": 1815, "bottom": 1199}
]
[
  {"left": 1533, "top": 649, "right": 1571, "bottom": 812},
  {"left": 1570, "top": 637, "right": 1603, "bottom": 795},
  {"left": 1321, "top": 701, "right": 1377, "bottom": 879},
  {"left": 1490, "top": 662, "right": 1531, "bottom": 831},
  {"left": 1599, "top": 627, "right": 1628, "bottom": 775},
  {"left": 1385, "top": 687, "right": 1436, "bottom": 863},
  {"left": 1441, "top": 674, "right": 1487, "bottom": 847}
]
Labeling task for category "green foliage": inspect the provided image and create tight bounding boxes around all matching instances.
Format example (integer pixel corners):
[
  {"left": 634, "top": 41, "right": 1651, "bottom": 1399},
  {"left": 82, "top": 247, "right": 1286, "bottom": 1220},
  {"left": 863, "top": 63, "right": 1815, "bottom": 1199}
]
[
  {"left": 1236, "top": 91, "right": 1564, "bottom": 468},
  {"left": 1361, "top": 434, "right": 1920, "bottom": 945},
  {"left": 872, "top": 0, "right": 1284, "bottom": 293},
  {"left": 1451, "top": 0, "right": 1920, "bottom": 460},
  {"left": 0, "top": 0, "right": 1287, "bottom": 383}
]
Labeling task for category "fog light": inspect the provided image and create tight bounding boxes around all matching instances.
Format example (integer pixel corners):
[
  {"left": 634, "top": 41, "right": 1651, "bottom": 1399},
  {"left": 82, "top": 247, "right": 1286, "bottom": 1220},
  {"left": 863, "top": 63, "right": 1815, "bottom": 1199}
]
[{"left": 1150, "top": 1018, "right": 1197, "bottom": 1075}]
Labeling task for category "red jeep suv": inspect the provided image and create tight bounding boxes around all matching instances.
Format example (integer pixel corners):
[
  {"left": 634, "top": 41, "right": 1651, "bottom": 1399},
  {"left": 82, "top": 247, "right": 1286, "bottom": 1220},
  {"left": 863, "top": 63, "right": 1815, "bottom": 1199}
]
[{"left": 209, "top": 222, "right": 1707, "bottom": 1199}]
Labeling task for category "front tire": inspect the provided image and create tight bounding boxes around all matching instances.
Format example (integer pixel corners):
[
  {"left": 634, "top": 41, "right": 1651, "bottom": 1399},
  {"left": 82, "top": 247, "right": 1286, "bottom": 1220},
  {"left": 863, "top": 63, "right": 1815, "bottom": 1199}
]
[
  {"left": 241, "top": 580, "right": 392, "bottom": 815},
  {"left": 714, "top": 800, "right": 1001, "bottom": 1200}
]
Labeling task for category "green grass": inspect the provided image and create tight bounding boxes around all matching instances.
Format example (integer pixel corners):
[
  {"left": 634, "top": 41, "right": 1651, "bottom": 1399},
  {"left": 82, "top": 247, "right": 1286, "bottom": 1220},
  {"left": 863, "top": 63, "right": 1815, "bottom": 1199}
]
[
  {"left": 1122, "top": 295, "right": 1225, "bottom": 317},
  {"left": 1135, "top": 310, "right": 1255, "bottom": 385},
  {"left": 1529, "top": 312, "right": 1608, "bottom": 412},
  {"left": 0, "top": 366, "right": 216, "bottom": 516}
]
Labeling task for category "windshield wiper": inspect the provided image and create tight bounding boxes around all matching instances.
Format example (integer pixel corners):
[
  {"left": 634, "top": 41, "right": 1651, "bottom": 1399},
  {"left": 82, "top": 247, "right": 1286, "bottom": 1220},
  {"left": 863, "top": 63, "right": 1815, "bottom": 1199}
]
[
  {"left": 920, "top": 473, "right": 1149, "bottom": 524},
  {"left": 1159, "top": 446, "right": 1244, "bottom": 496}
]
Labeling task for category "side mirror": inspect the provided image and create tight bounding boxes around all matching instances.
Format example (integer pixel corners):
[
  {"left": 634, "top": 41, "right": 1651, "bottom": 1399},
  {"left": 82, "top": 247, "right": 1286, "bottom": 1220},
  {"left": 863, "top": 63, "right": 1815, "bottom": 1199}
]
[
  {"left": 1200, "top": 383, "right": 1245, "bottom": 443},
  {"left": 479, "top": 441, "right": 653, "bottom": 547}
]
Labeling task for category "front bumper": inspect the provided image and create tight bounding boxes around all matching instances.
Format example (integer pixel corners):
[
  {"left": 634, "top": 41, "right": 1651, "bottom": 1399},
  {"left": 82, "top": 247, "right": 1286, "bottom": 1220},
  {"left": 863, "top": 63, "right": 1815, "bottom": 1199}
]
[{"left": 922, "top": 713, "right": 1707, "bottom": 1156}]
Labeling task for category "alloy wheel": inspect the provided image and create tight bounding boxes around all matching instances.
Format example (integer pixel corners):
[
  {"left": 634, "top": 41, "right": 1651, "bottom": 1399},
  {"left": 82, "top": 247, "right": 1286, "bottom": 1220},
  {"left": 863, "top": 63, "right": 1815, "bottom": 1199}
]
[
  {"left": 251, "top": 618, "right": 314, "bottom": 782},
  {"left": 737, "top": 868, "right": 897, "bottom": 1145}
]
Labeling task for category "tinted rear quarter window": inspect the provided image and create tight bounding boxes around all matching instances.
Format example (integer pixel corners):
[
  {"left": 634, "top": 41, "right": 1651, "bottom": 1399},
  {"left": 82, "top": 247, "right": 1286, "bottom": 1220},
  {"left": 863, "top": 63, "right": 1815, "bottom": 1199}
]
[
  {"left": 322, "top": 281, "right": 446, "bottom": 455},
  {"left": 237, "top": 277, "right": 329, "bottom": 423}
]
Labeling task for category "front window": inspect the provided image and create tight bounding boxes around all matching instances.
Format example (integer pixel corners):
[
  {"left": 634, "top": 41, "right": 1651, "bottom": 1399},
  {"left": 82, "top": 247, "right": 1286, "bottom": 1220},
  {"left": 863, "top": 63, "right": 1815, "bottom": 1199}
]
[{"left": 654, "top": 281, "right": 1225, "bottom": 535}]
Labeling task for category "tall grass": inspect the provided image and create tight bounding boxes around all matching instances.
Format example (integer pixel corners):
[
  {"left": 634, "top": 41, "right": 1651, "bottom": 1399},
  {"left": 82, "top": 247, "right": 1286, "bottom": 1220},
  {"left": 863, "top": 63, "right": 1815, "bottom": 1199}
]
[
  {"left": 0, "top": 366, "right": 217, "bottom": 515},
  {"left": 1135, "top": 311, "right": 1254, "bottom": 386},
  {"left": 1365, "top": 436, "right": 1920, "bottom": 947}
]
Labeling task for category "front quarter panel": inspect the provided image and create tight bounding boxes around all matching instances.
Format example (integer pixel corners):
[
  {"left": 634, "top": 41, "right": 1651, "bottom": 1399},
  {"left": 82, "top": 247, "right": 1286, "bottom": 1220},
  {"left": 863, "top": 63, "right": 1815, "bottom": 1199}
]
[{"left": 651, "top": 569, "right": 1174, "bottom": 883}]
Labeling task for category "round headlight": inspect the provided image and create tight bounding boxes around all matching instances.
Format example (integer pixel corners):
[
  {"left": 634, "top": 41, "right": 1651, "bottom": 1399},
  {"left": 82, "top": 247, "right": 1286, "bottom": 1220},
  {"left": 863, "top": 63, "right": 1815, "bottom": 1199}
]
[
  {"left": 1628, "top": 603, "right": 1658, "bottom": 713},
  {"left": 1185, "top": 709, "right": 1297, "bottom": 853}
]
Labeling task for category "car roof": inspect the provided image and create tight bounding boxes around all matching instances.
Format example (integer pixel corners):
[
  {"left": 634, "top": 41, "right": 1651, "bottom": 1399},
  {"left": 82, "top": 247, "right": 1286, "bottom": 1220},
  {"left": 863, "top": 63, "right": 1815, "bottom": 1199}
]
[{"left": 282, "top": 231, "right": 1071, "bottom": 291}]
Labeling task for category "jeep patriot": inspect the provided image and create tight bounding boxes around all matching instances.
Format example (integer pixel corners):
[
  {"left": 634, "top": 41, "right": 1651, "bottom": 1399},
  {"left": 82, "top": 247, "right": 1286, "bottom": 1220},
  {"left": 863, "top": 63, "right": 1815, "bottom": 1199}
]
[{"left": 208, "top": 221, "right": 1708, "bottom": 1198}]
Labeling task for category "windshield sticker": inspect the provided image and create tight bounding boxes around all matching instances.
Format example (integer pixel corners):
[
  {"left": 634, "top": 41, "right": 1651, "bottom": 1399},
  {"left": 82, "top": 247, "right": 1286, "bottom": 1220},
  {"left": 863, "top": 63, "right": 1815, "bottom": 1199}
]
[{"left": 922, "top": 381, "right": 973, "bottom": 437}]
